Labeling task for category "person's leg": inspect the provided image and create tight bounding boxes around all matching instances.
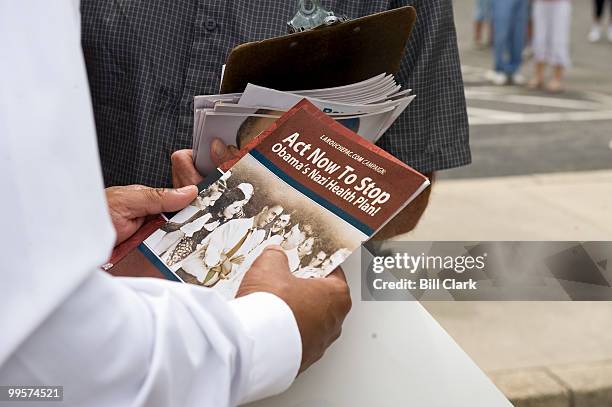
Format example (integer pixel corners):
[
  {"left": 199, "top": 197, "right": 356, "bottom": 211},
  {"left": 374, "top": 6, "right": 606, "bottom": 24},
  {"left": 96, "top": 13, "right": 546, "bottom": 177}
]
[
  {"left": 528, "top": 62, "right": 546, "bottom": 89},
  {"left": 547, "top": 2, "right": 571, "bottom": 92},
  {"left": 491, "top": 0, "right": 512, "bottom": 73},
  {"left": 484, "top": 0, "right": 493, "bottom": 45},
  {"left": 595, "top": 0, "right": 605, "bottom": 21},
  {"left": 529, "top": 1, "right": 548, "bottom": 88},
  {"left": 526, "top": 1, "right": 534, "bottom": 47},
  {"left": 607, "top": 0, "right": 612, "bottom": 41},
  {"left": 547, "top": 66, "right": 564, "bottom": 92},
  {"left": 475, "top": 0, "right": 485, "bottom": 44},
  {"left": 475, "top": 20, "right": 484, "bottom": 44},
  {"left": 590, "top": 0, "right": 604, "bottom": 41},
  {"left": 508, "top": 0, "right": 529, "bottom": 76}
]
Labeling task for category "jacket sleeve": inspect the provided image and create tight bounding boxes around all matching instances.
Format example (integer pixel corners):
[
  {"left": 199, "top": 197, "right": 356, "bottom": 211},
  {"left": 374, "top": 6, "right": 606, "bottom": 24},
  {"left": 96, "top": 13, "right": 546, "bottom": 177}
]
[{"left": 0, "top": 271, "right": 301, "bottom": 407}]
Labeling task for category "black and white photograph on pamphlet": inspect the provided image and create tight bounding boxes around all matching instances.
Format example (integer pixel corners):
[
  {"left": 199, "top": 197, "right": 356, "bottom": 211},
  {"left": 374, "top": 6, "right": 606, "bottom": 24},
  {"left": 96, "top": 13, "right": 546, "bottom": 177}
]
[{"left": 145, "top": 153, "right": 359, "bottom": 299}]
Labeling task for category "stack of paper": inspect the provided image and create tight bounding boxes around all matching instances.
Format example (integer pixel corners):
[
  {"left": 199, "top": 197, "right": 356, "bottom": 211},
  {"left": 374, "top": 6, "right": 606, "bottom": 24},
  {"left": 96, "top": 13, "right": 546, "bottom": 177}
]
[{"left": 192, "top": 73, "right": 415, "bottom": 174}]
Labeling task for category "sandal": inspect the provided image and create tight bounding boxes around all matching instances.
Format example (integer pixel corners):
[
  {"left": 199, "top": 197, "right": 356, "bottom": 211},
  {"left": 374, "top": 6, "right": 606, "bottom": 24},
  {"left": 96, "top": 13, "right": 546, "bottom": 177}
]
[
  {"left": 546, "top": 80, "right": 564, "bottom": 93},
  {"left": 527, "top": 78, "right": 543, "bottom": 90}
]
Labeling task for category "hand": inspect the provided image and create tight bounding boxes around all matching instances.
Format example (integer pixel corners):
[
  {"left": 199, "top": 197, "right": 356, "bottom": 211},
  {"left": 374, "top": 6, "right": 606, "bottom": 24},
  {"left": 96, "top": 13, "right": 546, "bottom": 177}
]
[
  {"left": 171, "top": 138, "right": 240, "bottom": 188},
  {"left": 237, "top": 246, "right": 352, "bottom": 373},
  {"left": 105, "top": 185, "right": 198, "bottom": 245}
]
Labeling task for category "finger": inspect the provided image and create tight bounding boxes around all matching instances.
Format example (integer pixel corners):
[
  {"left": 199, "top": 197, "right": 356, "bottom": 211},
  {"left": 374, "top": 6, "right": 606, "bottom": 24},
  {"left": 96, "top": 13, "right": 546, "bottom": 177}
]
[
  {"left": 211, "top": 138, "right": 241, "bottom": 167},
  {"left": 171, "top": 149, "right": 204, "bottom": 188},
  {"left": 248, "top": 245, "right": 291, "bottom": 274},
  {"left": 171, "top": 148, "right": 193, "bottom": 162},
  {"left": 121, "top": 185, "right": 198, "bottom": 218}
]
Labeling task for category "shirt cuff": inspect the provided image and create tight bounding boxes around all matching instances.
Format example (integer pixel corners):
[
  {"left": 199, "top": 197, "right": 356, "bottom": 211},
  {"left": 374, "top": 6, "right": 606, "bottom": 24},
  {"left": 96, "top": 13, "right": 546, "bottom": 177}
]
[{"left": 229, "top": 292, "right": 302, "bottom": 405}]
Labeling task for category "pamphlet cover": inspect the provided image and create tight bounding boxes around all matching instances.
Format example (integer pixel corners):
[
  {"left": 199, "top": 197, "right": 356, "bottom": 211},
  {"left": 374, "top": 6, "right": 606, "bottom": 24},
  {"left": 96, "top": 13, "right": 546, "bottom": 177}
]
[{"left": 112, "top": 99, "right": 429, "bottom": 299}]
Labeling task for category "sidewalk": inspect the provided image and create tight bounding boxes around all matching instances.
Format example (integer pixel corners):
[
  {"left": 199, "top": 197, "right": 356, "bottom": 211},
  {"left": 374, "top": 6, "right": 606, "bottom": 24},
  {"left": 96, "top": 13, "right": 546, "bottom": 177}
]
[
  {"left": 398, "top": 170, "right": 612, "bottom": 406},
  {"left": 402, "top": 169, "right": 612, "bottom": 241}
]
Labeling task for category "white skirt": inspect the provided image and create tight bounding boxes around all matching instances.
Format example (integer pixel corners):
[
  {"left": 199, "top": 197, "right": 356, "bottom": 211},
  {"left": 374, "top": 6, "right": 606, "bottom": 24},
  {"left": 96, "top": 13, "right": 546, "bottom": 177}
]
[{"left": 532, "top": 1, "right": 572, "bottom": 67}]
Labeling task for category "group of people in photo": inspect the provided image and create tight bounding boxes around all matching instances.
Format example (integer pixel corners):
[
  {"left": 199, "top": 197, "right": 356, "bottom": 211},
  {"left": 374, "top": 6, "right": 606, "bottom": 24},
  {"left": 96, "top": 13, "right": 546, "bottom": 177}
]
[{"left": 149, "top": 170, "right": 350, "bottom": 297}]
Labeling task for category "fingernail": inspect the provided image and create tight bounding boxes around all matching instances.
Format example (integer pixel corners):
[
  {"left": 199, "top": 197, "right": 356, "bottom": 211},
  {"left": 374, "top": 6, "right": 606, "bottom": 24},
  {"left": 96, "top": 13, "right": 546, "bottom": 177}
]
[
  {"left": 177, "top": 185, "right": 197, "bottom": 194},
  {"left": 211, "top": 138, "right": 227, "bottom": 157}
]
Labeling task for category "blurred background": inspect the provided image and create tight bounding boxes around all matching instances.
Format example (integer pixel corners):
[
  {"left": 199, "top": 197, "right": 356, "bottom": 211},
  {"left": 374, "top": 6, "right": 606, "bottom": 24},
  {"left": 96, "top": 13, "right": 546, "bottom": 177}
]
[{"left": 400, "top": 1, "right": 612, "bottom": 405}]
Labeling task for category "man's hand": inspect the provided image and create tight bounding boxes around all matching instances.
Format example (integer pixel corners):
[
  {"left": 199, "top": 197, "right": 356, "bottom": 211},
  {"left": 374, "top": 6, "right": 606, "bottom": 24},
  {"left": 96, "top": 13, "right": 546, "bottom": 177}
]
[
  {"left": 237, "top": 246, "right": 352, "bottom": 373},
  {"left": 171, "top": 138, "right": 240, "bottom": 188},
  {"left": 105, "top": 185, "right": 198, "bottom": 245}
]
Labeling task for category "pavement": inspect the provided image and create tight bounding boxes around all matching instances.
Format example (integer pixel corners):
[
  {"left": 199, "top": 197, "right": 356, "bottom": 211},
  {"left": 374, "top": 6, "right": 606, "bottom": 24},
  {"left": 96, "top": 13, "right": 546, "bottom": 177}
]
[
  {"left": 394, "top": 1, "right": 612, "bottom": 405},
  {"left": 409, "top": 171, "right": 612, "bottom": 406},
  {"left": 444, "top": 0, "right": 612, "bottom": 180}
]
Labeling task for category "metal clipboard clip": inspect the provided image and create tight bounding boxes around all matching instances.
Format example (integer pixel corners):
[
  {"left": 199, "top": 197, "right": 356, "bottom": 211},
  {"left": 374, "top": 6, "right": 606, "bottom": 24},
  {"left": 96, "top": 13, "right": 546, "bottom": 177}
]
[{"left": 287, "top": 0, "right": 348, "bottom": 33}]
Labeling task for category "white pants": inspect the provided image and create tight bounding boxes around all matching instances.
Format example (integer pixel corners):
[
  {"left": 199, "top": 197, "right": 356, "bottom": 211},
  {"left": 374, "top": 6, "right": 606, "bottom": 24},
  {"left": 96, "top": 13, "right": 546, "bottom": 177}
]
[{"left": 532, "top": 1, "right": 572, "bottom": 67}]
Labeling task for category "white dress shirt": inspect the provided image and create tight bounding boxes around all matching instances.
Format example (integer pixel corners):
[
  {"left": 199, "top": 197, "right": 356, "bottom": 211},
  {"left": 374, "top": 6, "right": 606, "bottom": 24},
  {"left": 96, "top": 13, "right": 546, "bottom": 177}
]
[
  {"left": 203, "top": 218, "right": 268, "bottom": 268},
  {"left": 0, "top": 2, "right": 301, "bottom": 406}
]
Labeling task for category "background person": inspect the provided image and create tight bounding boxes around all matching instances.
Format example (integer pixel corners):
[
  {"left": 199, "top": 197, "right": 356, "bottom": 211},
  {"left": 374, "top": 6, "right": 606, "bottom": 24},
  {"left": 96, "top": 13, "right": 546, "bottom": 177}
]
[
  {"left": 487, "top": 0, "right": 530, "bottom": 85},
  {"left": 528, "top": 0, "right": 572, "bottom": 92},
  {"left": 474, "top": 0, "right": 493, "bottom": 48},
  {"left": 83, "top": 0, "right": 471, "bottom": 239},
  {"left": 589, "top": 0, "right": 612, "bottom": 42}
]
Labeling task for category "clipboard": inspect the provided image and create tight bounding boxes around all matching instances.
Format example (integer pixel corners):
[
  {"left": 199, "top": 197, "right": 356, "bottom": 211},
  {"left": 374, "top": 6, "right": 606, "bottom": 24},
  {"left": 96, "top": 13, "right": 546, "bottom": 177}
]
[{"left": 220, "top": 6, "right": 416, "bottom": 94}]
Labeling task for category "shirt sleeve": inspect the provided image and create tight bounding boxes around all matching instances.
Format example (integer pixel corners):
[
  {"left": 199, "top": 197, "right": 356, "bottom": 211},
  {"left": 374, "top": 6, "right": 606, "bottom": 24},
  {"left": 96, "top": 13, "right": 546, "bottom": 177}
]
[
  {"left": 377, "top": 0, "right": 471, "bottom": 174},
  {"left": 0, "top": 271, "right": 301, "bottom": 407},
  {"left": 229, "top": 293, "right": 302, "bottom": 404}
]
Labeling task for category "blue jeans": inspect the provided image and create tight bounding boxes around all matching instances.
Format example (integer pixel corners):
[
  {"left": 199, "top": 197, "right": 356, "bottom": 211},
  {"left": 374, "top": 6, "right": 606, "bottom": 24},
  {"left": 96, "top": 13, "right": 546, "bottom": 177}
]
[
  {"left": 475, "top": 0, "right": 492, "bottom": 22},
  {"left": 491, "top": 0, "right": 529, "bottom": 75}
]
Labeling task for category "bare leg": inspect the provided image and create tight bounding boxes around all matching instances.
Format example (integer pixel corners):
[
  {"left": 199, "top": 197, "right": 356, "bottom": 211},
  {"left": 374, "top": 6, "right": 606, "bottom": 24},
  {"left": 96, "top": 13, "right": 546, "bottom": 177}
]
[
  {"left": 475, "top": 21, "right": 484, "bottom": 44},
  {"left": 528, "top": 62, "right": 546, "bottom": 89},
  {"left": 547, "top": 65, "right": 564, "bottom": 92}
]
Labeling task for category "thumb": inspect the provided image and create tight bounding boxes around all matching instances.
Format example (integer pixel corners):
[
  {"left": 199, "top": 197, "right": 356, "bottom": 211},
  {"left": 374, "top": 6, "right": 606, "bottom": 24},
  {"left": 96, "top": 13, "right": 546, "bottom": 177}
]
[
  {"left": 122, "top": 185, "right": 198, "bottom": 218},
  {"left": 246, "top": 246, "right": 291, "bottom": 277},
  {"left": 211, "top": 138, "right": 241, "bottom": 167}
]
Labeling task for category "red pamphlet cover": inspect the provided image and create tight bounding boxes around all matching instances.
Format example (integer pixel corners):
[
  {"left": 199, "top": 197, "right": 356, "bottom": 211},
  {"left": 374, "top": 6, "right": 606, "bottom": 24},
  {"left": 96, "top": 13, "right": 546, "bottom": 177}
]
[{"left": 108, "top": 99, "right": 429, "bottom": 298}]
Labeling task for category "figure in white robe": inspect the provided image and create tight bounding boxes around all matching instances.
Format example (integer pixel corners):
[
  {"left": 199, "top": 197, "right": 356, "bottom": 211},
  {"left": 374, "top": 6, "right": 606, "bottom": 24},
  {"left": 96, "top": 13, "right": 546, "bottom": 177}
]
[{"left": 177, "top": 205, "right": 284, "bottom": 292}]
